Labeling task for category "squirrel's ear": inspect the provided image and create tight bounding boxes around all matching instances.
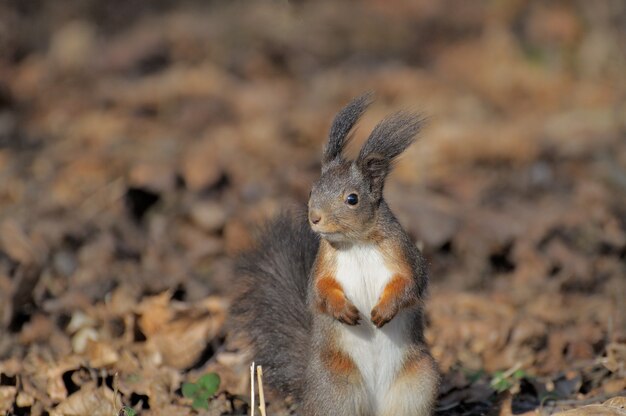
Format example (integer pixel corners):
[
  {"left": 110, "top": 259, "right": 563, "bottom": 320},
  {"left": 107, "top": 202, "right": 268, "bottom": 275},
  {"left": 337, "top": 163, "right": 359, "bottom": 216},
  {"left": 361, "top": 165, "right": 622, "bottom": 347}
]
[
  {"left": 357, "top": 152, "right": 389, "bottom": 195},
  {"left": 357, "top": 111, "right": 424, "bottom": 192},
  {"left": 323, "top": 92, "right": 373, "bottom": 166}
]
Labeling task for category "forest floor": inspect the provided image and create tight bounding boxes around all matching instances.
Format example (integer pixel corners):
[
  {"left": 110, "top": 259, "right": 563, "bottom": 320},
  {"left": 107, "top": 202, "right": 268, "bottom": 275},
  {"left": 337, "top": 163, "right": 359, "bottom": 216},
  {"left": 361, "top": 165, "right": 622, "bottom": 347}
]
[{"left": 0, "top": 1, "right": 625, "bottom": 415}]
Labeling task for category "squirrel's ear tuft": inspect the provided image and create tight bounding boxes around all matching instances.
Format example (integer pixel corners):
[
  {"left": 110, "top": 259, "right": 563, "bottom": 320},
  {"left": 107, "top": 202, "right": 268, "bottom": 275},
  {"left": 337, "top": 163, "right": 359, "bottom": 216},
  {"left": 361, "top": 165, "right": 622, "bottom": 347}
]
[
  {"left": 323, "top": 92, "right": 373, "bottom": 165},
  {"left": 356, "top": 111, "right": 425, "bottom": 192}
]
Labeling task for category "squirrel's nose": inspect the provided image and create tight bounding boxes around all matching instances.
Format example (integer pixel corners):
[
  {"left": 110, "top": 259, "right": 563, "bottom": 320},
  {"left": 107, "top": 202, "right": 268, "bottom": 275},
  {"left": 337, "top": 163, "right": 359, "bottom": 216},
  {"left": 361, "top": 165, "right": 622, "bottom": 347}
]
[{"left": 309, "top": 210, "right": 322, "bottom": 225}]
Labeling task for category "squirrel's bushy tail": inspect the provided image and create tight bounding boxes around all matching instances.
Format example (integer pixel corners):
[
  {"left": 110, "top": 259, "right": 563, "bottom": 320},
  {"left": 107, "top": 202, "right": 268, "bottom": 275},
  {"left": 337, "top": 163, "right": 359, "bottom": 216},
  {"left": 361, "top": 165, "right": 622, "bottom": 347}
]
[{"left": 231, "top": 210, "right": 318, "bottom": 399}]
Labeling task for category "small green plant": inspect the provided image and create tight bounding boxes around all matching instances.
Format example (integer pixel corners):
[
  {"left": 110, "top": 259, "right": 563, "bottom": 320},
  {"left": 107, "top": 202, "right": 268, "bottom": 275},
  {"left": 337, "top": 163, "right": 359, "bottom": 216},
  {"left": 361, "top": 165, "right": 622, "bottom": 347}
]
[
  {"left": 120, "top": 406, "right": 137, "bottom": 416},
  {"left": 490, "top": 368, "right": 527, "bottom": 393},
  {"left": 182, "top": 373, "right": 221, "bottom": 410},
  {"left": 462, "top": 368, "right": 486, "bottom": 384}
]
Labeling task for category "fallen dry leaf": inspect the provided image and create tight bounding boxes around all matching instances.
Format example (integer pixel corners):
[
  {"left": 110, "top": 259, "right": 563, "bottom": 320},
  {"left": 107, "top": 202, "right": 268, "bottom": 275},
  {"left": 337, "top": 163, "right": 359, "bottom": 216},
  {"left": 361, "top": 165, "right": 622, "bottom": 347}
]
[
  {"left": 0, "top": 386, "right": 17, "bottom": 413},
  {"left": 49, "top": 384, "right": 117, "bottom": 416},
  {"left": 550, "top": 396, "right": 626, "bottom": 416}
]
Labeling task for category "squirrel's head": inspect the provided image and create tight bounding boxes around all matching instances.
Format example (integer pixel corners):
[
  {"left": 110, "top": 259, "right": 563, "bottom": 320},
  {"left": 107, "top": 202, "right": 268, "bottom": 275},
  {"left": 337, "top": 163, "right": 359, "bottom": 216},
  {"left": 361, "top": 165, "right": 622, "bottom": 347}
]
[{"left": 308, "top": 93, "right": 424, "bottom": 243}]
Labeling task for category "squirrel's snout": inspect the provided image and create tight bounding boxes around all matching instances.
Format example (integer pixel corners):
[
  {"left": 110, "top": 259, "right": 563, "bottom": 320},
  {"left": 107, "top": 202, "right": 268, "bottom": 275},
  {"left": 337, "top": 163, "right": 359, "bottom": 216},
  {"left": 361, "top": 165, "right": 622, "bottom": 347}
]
[{"left": 309, "top": 210, "right": 322, "bottom": 225}]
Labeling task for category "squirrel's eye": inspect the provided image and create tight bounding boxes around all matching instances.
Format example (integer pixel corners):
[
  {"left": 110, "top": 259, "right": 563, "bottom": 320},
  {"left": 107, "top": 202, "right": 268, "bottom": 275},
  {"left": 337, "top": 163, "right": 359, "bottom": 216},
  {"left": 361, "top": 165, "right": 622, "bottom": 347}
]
[{"left": 346, "top": 193, "right": 359, "bottom": 206}]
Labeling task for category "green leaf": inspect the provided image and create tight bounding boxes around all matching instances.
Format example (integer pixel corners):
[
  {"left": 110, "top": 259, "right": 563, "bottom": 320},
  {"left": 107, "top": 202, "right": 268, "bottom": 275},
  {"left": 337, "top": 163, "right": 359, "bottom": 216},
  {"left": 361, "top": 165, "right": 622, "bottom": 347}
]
[
  {"left": 492, "top": 378, "right": 513, "bottom": 392},
  {"left": 182, "top": 373, "right": 221, "bottom": 410},
  {"left": 490, "top": 371, "right": 514, "bottom": 393},
  {"left": 198, "top": 373, "right": 221, "bottom": 396},
  {"left": 512, "top": 369, "right": 527, "bottom": 380},
  {"left": 197, "top": 373, "right": 220, "bottom": 395},
  {"left": 122, "top": 407, "right": 137, "bottom": 416},
  {"left": 197, "top": 390, "right": 211, "bottom": 401},
  {"left": 192, "top": 397, "right": 209, "bottom": 410},
  {"left": 182, "top": 382, "right": 199, "bottom": 398}
]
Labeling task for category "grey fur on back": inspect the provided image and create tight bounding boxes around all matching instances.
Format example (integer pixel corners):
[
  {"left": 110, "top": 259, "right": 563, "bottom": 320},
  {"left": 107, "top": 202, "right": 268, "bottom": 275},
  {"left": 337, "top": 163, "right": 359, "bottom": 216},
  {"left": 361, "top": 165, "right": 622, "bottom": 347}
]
[{"left": 231, "top": 211, "right": 319, "bottom": 399}]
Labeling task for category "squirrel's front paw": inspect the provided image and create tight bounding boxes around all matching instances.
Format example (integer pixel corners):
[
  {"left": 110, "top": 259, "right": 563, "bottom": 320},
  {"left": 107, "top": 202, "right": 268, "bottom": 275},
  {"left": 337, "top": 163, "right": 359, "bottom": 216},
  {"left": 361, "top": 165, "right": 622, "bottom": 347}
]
[
  {"left": 371, "top": 302, "right": 398, "bottom": 328},
  {"left": 330, "top": 299, "right": 360, "bottom": 326}
]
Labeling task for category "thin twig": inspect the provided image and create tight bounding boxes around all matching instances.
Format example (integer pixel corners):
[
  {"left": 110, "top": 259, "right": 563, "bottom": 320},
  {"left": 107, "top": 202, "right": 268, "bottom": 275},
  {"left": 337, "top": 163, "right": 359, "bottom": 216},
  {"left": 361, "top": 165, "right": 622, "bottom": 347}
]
[
  {"left": 113, "top": 372, "right": 120, "bottom": 416},
  {"left": 250, "top": 362, "right": 255, "bottom": 416},
  {"left": 257, "top": 365, "right": 267, "bottom": 416}
]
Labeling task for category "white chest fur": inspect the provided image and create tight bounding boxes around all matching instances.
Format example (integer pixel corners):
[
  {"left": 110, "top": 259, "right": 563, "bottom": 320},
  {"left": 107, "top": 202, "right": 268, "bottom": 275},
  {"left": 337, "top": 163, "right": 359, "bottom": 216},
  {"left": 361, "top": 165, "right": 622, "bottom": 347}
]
[
  {"left": 334, "top": 244, "right": 410, "bottom": 413},
  {"left": 335, "top": 244, "right": 391, "bottom": 314}
]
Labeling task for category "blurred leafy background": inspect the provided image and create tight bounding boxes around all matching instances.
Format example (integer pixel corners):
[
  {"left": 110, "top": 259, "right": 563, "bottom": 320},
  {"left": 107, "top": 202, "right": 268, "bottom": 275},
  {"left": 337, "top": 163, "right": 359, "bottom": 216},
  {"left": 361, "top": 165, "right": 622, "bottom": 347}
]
[{"left": 0, "top": 1, "right": 625, "bottom": 415}]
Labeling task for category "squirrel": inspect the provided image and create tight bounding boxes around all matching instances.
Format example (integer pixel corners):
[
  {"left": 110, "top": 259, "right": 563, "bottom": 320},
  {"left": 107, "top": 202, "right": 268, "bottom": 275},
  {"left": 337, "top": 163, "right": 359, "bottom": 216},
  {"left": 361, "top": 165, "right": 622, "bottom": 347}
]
[{"left": 232, "top": 93, "right": 439, "bottom": 416}]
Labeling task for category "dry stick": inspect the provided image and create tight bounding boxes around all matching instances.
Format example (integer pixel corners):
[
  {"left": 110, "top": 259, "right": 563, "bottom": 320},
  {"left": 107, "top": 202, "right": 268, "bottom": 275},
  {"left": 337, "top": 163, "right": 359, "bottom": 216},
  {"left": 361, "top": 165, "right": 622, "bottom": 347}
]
[
  {"left": 112, "top": 372, "right": 120, "bottom": 416},
  {"left": 257, "top": 365, "right": 267, "bottom": 416},
  {"left": 250, "top": 362, "right": 256, "bottom": 416}
]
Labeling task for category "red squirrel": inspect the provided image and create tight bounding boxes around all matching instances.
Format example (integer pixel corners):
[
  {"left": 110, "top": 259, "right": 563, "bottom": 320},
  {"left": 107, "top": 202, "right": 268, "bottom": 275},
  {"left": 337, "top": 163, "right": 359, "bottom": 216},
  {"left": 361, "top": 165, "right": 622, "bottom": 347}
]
[{"left": 233, "top": 94, "right": 439, "bottom": 415}]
